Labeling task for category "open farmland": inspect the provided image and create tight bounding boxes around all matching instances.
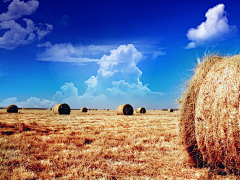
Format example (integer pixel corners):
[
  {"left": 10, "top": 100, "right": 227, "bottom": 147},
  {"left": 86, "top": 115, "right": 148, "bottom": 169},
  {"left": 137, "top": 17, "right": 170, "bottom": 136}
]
[{"left": 0, "top": 109, "right": 238, "bottom": 179}]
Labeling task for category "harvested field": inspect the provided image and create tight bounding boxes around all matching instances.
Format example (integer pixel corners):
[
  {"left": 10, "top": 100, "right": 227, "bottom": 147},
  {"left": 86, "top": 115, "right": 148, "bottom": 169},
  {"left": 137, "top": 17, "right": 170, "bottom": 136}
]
[{"left": 0, "top": 109, "right": 238, "bottom": 179}]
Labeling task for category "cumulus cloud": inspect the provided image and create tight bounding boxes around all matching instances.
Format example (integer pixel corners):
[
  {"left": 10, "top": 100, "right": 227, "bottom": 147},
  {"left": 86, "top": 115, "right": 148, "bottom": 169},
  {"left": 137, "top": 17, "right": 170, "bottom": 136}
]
[
  {"left": 0, "top": 19, "right": 36, "bottom": 49},
  {"left": 0, "top": 44, "right": 170, "bottom": 109},
  {"left": 185, "top": 4, "right": 237, "bottom": 49},
  {"left": 36, "top": 43, "right": 116, "bottom": 63},
  {"left": 48, "top": 44, "right": 168, "bottom": 109},
  {"left": 0, "top": 0, "right": 39, "bottom": 21},
  {"left": 0, "top": 0, "right": 53, "bottom": 49},
  {"left": 0, "top": 97, "right": 56, "bottom": 108},
  {"left": 50, "top": 44, "right": 167, "bottom": 109}
]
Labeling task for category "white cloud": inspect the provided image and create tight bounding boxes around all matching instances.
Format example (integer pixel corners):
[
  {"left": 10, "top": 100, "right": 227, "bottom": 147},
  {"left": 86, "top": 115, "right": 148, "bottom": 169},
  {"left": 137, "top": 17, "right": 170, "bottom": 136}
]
[
  {"left": 185, "top": 4, "right": 237, "bottom": 49},
  {"left": 0, "top": 19, "right": 36, "bottom": 49},
  {"left": 37, "top": 41, "right": 52, "bottom": 47},
  {"left": 0, "top": 0, "right": 53, "bottom": 49},
  {"left": 0, "top": 44, "right": 171, "bottom": 109},
  {"left": 36, "top": 43, "right": 116, "bottom": 63},
  {"left": 37, "top": 23, "right": 53, "bottom": 40},
  {"left": 0, "top": 97, "right": 56, "bottom": 108},
  {"left": 152, "top": 50, "right": 166, "bottom": 59},
  {"left": 0, "top": 0, "right": 39, "bottom": 21},
  {"left": 49, "top": 44, "right": 168, "bottom": 109}
]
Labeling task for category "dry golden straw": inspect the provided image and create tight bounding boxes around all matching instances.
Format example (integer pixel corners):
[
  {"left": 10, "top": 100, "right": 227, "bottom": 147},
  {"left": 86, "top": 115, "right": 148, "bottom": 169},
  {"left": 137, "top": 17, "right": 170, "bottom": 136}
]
[
  {"left": 7, "top": 104, "right": 18, "bottom": 113},
  {"left": 52, "top": 103, "right": 71, "bottom": 115},
  {"left": 179, "top": 54, "right": 240, "bottom": 173},
  {"left": 117, "top": 104, "right": 133, "bottom": 115},
  {"left": 81, "top": 107, "right": 88, "bottom": 112},
  {"left": 136, "top": 107, "right": 146, "bottom": 113}
]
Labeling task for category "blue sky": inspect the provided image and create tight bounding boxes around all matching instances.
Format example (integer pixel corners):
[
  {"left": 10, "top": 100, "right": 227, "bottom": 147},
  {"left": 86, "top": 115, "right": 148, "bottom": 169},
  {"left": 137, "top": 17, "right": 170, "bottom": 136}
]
[{"left": 0, "top": 0, "right": 239, "bottom": 109}]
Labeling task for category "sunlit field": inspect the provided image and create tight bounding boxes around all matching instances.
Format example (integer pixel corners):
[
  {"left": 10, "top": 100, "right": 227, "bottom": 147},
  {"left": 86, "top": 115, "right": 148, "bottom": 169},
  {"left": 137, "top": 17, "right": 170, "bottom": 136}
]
[{"left": 0, "top": 109, "right": 238, "bottom": 179}]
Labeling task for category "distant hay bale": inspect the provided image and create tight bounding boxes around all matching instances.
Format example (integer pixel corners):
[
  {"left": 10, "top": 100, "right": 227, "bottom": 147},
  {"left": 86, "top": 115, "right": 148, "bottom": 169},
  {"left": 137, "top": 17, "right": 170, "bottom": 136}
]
[
  {"left": 117, "top": 104, "right": 133, "bottom": 115},
  {"left": 81, "top": 107, "right": 88, "bottom": 112},
  {"left": 179, "top": 54, "right": 240, "bottom": 172},
  {"left": 136, "top": 107, "right": 146, "bottom": 113},
  {"left": 168, "top": 109, "right": 173, "bottom": 112},
  {"left": 7, "top": 104, "right": 18, "bottom": 113},
  {"left": 53, "top": 103, "right": 71, "bottom": 115},
  {"left": 107, "top": 109, "right": 109, "bottom": 111}
]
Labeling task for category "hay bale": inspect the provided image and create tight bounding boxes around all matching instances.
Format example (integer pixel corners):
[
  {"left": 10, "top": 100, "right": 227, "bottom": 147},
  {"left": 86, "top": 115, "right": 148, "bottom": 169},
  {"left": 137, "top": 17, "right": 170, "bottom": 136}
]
[
  {"left": 168, "top": 109, "right": 173, "bottom": 112},
  {"left": 117, "top": 104, "right": 133, "bottom": 115},
  {"left": 179, "top": 54, "right": 240, "bottom": 172},
  {"left": 136, "top": 107, "right": 146, "bottom": 113},
  {"left": 7, "top": 104, "right": 18, "bottom": 113},
  {"left": 107, "top": 109, "right": 109, "bottom": 111},
  {"left": 53, "top": 103, "right": 71, "bottom": 115},
  {"left": 81, "top": 107, "right": 88, "bottom": 112}
]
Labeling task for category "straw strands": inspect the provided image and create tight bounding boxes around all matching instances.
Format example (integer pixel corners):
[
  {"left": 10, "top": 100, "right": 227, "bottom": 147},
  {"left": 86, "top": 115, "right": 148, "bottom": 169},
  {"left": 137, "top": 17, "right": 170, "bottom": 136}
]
[
  {"left": 179, "top": 54, "right": 240, "bottom": 173},
  {"left": 117, "top": 104, "right": 133, "bottom": 115},
  {"left": 7, "top": 104, "right": 18, "bottom": 113},
  {"left": 52, "top": 103, "right": 71, "bottom": 115}
]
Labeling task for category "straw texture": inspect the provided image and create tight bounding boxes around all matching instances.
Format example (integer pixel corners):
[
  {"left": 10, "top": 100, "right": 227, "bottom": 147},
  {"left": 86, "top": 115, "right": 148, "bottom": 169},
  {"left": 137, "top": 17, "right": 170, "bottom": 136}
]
[
  {"left": 117, "top": 104, "right": 133, "bottom": 115},
  {"left": 179, "top": 54, "right": 240, "bottom": 172},
  {"left": 53, "top": 103, "right": 71, "bottom": 115}
]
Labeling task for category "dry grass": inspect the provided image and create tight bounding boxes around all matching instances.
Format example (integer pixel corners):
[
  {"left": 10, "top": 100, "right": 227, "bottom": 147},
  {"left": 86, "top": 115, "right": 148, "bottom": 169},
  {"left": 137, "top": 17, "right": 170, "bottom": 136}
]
[
  {"left": 0, "top": 109, "right": 238, "bottom": 179},
  {"left": 179, "top": 54, "right": 240, "bottom": 175}
]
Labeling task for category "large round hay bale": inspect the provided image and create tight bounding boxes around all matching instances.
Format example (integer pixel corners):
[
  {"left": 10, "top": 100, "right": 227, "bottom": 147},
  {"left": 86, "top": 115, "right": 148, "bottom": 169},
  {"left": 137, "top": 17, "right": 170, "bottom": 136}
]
[
  {"left": 117, "top": 104, "right": 133, "bottom": 115},
  {"left": 168, "top": 108, "right": 173, "bottom": 112},
  {"left": 53, "top": 103, "right": 71, "bottom": 115},
  {"left": 7, "top": 104, "right": 18, "bottom": 113},
  {"left": 179, "top": 54, "right": 240, "bottom": 172},
  {"left": 136, "top": 107, "right": 146, "bottom": 113},
  {"left": 81, "top": 107, "right": 88, "bottom": 112}
]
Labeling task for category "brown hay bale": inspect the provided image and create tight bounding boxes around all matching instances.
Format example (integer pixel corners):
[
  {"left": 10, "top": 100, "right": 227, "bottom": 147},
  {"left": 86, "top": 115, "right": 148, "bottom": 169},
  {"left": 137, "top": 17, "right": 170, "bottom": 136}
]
[
  {"left": 179, "top": 54, "right": 240, "bottom": 172},
  {"left": 52, "top": 103, "right": 71, "bottom": 115},
  {"left": 117, "top": 104, "right": 133, "bottom": 115},
  {"left": 168, "top": 109, "right": 173, "bottom": 112},
  {"left": 81, "top": 107, "right": 88, "bottom": 112},
  {"left": 136, "top": 107, "right": 146, "bottom": 113},
  {"left": 7, "top": 104, "right": 18, "bottom": 113}
]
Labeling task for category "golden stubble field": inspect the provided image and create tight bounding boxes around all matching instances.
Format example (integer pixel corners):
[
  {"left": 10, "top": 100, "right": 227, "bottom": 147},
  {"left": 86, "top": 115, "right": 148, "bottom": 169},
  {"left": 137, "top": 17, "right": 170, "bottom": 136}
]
[{"left": 0, "top": 109, "right": 238, "bottom": 179}]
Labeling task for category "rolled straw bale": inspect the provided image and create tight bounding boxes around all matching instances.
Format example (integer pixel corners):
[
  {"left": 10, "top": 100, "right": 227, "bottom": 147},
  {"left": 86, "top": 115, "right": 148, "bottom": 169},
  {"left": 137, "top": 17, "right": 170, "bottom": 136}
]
[
  {"left": 81, "top": 107, "right": 88, "bottom": 112},
  {"left": 179, "top": 54, "right": 240, "bottom": 172},
  {"left": 136, "top": 107, "right": 146, "bottom": 113},
  {"left": 168, "top": 109, "right": 173, "bottom": 112},
  {"left": 7, "top": 104, "right": 18, "bottom": 113},
  {"left": 117, "top": 104, "right": 133, "bottom": 115},
  {"left": 53, "top": 103, "right": 71, "bottom": 115}
]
